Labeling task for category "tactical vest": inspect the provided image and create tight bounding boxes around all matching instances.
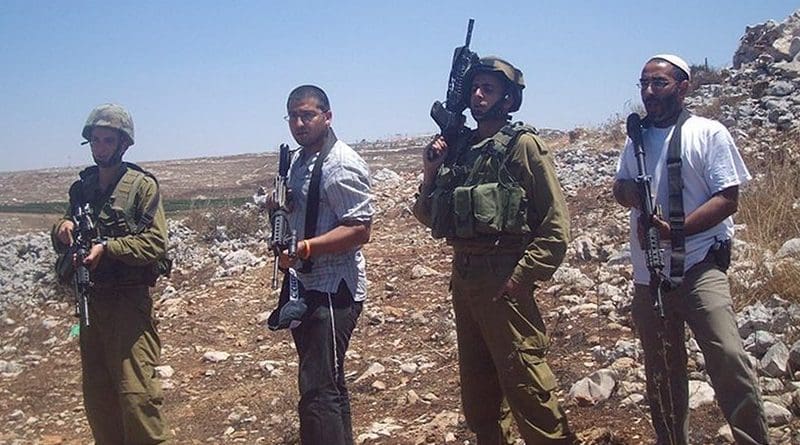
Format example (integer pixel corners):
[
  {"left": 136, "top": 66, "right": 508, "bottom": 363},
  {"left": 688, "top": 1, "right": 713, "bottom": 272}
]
[
  {"left": 70, "top": 163, "right": 170, "bottom": 286},
  {"left": 429, "top": 121, "right": 537, "bottom": 240}
]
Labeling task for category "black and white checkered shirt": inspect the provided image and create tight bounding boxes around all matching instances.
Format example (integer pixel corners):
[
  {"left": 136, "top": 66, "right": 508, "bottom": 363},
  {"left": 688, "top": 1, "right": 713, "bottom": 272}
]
[{"left": 287, "top": 129, "right": 374, "bottom": 301}]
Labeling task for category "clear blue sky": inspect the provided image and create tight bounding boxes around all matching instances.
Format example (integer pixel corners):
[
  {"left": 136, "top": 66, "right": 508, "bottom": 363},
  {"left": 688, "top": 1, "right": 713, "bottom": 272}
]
[{"left": 0, "top": 1, "right": 797, "bottom": 172}]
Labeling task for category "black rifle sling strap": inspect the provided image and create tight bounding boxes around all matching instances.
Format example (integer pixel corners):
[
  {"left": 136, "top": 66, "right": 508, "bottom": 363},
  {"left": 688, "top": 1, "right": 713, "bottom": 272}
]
[
  {"left": 299, "top": 130, "right": 335, "bottom": 273},
  {"left": 666, "top": 108, "right": 692, "bottom": 288}
]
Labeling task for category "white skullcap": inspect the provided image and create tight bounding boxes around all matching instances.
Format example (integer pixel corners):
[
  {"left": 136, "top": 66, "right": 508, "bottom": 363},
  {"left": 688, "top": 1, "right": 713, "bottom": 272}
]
[{"left": 649, "top": 54, "right": 691, "bottom": 80}]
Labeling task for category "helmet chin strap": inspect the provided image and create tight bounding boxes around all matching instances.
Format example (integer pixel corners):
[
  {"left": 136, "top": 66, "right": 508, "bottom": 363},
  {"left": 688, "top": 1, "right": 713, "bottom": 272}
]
[
  {"left": 93, "top": 143, "right": 126, "bottom": 168},
  {"left": 471, "top": 88, "right": 512, "bottom": 123}
]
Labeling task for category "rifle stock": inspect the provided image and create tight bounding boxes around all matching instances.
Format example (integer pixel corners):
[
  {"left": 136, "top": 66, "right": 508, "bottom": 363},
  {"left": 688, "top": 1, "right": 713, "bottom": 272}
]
[{"left": 626, "top": 113, "right": 666, "bottom": 317}]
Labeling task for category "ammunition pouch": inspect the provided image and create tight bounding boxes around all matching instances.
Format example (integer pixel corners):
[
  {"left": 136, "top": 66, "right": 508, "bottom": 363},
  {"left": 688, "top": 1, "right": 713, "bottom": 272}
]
[
  {"left": 427, "top": 121, "right": 537, "bottom": 241},
  {"left": 453, "top": 182, "right": 530, "bottom": 239},
  {"left": 430, "top": 166, "right": 459, "bottom": 239}
]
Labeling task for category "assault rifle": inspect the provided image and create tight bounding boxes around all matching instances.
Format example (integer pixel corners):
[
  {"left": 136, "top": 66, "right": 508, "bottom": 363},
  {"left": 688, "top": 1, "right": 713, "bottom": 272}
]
[
  {"left": 626, "top": 113, "right": 666, "bottom": 318},
  {"left": 429, "top": 18, "right": 479, "bottom": 160},
  {"left": 268, "top": 143, "right": 297, "bottom": 289},
  {"left": 71, "top": 203, "right": 96, "bottom": 327}
]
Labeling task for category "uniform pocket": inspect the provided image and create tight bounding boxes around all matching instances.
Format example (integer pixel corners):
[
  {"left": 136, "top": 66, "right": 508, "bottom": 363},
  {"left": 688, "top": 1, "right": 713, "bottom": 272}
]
[
  {"left": 430, "top": 188, "right": 455, "bottom": 239},
  {"left": 471, "top": 183, "right": 503, "bottom": 234},
  {"left": 453, "top": 186, "right": 476, "bottom": 238},
  {"left": 502, "top": 185, "right": 530, "bottom": 235},
  {"left": 517, "top": 346, "right": 558, "bottom": 394}
]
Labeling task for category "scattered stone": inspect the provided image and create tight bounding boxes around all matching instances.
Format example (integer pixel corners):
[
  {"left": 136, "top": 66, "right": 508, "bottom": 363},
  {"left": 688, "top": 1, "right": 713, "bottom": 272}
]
[
  {"left": 688, "top": 380, "right": 716, "bottom": 409},
  {"left": 202, "top": 351, "right": 230, "bottom": 363},
  {"left": 568, "top": 368, "right": 617, "bottom": 406},
  {"left": 763, "top": 400, "right": 792, "bottom": 426}
]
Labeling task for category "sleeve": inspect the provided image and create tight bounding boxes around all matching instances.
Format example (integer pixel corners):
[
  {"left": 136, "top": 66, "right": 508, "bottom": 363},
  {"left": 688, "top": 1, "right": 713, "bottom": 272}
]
[
  {"left": 704, "top": 125, "right": 751, "bottom": 194},
  {"left": 508, "top": 134, "right": 571, "bottom": 287},
  {"left": 324, "top": 155, "right": 374, "bottom": 225},
  {"left": 614, "top": 139, "right": 635, "bottom": 181},
  {"left": 412, "top": 182, "right": 434, "bottom": 229},
  {"left": 51, "top": 181, "right": 80, "bottom": 253},
  {"left": 105, "top": 176, "right": 168, "bottom": 266}
]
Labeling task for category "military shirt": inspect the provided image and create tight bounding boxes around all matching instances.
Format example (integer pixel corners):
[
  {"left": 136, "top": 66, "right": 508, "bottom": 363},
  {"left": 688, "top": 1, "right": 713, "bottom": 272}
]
[
  {"left": 52, "top": 163, "right": 168, "bottom": 285},
  {"left": 413, "top": 127, "right": 570, "bottom": 288}
]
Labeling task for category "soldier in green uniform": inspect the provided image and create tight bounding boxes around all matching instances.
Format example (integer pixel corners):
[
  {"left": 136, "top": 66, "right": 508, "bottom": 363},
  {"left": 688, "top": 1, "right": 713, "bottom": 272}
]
[
  {"left": 413, "top": 57, "right": 575, "bottom": 444},
  {"left": 52, "top": 104, "right": 171, "bottom": 444}
]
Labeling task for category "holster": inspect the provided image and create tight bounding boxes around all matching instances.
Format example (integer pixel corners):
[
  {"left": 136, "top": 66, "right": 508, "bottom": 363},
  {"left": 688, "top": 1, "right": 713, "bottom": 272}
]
[{"left": 708, "top": 238, "right": 732, "bottom": 273}]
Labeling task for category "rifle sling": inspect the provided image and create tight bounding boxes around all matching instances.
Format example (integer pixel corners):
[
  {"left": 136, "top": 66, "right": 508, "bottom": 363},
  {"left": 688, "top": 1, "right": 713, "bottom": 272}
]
[
  {"left": 666, "top": 109, "right": 692, "bottom": 287},
  {"left": 299, "top": 130, "right": 335, "bottom": 274}
]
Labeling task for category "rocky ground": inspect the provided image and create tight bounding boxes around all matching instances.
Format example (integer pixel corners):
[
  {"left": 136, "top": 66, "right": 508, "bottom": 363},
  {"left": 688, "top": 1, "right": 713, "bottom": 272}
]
[{"left": 2, "top": 9, "right": 800, "bottom": 445}]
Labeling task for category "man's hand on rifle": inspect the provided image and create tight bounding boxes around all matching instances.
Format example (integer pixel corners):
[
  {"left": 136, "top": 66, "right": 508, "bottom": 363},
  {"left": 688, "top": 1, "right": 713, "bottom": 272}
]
[
  {"left": 83, "top": 243, "right": 107, "bottom": 271},
  {"left": 422, "top": 135, "right": 448, "bottom": 189},
  {"left": 56, "top": 220, "right": 75, "bottom": 246},
  {"left": 277, "top": 239, "right": 310, "bottom": 270},
  {"left": 637, "top": 213, "right": 671, "bottom": 245}
]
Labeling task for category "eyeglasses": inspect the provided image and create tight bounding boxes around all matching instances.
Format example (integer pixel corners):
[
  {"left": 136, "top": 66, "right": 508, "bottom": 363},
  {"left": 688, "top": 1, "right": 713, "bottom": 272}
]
[
  {"left": 283, "top": 111, "right": 322, "bottom": 124},
  {"left": 637, "top": 79, "right": 674, "bottom": 91}
]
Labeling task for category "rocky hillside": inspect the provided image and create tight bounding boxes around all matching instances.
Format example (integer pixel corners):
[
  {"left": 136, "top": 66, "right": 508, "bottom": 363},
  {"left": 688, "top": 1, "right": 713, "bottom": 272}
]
[{"left": 1, "top": 10, "right": 799, "bottom": 445}]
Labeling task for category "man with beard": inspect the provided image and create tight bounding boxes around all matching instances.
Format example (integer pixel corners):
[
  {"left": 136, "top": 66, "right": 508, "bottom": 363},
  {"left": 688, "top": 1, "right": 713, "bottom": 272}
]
[
  {"left": 268, "top": 85, "right": 373, "bottom": 445},
  {"left": 613, "top": 55, "right": 769, "bottom": 444},
  {"left": 413, "top": 57, "right": 575, "bottom": 444},
  {"left": 52, "top": 104, "right": 171, "bottom": 444}
]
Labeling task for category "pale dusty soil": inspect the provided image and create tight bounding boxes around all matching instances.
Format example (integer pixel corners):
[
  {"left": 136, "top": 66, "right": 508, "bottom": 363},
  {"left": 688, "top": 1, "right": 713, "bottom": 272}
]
[{"left": 1, "top": 140, "right": 797, "bottom": 444}]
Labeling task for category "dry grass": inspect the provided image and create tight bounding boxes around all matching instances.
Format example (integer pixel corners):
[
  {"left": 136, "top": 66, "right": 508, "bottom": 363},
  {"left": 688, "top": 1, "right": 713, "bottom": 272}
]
[
  {"left": 733, "top": 155, "right": 800, "bottom": 306},
  {"left": 739, "top": 159, "right": 800, "bottom": 251},
  {"left": 689, "top": 63, "right": 726, "bottom": 91},
  {"left": 594, "top": 103, "right": 646, "bottom": 148}
]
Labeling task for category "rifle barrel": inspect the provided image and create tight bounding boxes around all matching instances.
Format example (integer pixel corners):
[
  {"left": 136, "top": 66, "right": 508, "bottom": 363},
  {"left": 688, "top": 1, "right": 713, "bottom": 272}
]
[{"left": 465, "top": 18, "right": 474, "bottom": 46}]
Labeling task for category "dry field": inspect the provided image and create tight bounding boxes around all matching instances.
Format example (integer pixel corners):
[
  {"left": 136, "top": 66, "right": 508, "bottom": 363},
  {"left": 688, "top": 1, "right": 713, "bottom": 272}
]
[{"left": 1, "top": 137, "right": 795, "bottom": 444}]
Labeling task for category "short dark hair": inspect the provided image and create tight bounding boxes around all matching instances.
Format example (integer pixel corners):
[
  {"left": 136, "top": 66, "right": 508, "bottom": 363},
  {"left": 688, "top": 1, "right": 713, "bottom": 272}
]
[
  {"left": 669, "top": 65, "right": 689, "bottom": 82},
  {"left": 287, "top": 85, "right": 330, "bottom": 112}
]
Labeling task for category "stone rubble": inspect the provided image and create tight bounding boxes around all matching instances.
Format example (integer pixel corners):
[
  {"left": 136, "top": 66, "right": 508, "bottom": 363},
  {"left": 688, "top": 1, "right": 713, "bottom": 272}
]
[{"left": 1, "top": 9, "right": 799, "bottom": 445}]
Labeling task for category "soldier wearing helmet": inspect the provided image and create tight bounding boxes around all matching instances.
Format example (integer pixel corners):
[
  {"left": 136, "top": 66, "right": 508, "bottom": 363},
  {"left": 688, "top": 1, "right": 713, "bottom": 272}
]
[
  {"left": 413, "top": 57, "right": 575, "bottom": 444},
  {"left": 462, "top": 57, "right": 525, "bottom": 120},
  {"left": 51, "top": 104, "right": 171, "bottom": 444}
]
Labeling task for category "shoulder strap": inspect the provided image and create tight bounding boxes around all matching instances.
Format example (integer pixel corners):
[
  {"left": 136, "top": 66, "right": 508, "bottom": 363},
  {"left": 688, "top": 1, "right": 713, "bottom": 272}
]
[
  {"left": 299, "top": 132, "right": 335, "bottom": 273},
  {"left": 116, "top": 163, "right": 162, "bottom": 234},
  {"left": 465, "top": 121, "right": 536, "bottom": 185},
  {"left": 495, "top": 121, "right": 538, "bottom": 148},
  {"left": 667, "top": 109, "right": 692, "bottom": 286}
]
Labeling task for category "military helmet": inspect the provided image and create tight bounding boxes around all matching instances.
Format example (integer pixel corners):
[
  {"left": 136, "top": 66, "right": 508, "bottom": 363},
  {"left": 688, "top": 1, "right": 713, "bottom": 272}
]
[
  {"left": 464, "top": 56, "right": 525, "bottom": 112},
  {"left": 81, "top": 104, "right": 135, "bottom": 145}
]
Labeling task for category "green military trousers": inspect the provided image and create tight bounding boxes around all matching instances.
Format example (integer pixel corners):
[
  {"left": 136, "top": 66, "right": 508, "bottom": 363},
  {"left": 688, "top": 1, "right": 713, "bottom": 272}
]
[
  {"left": 632, "top": 259, "right": 768, "bottom": 445},
  {"left": 451, "top": 251, "right": 573, "bottom": 445},
  {"left": 80, "top": 286, "right": 170, "bottom": 445}
]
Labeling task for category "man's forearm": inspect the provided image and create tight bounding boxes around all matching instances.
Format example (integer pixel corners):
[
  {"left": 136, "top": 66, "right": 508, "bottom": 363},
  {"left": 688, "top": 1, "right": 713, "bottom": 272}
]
[
  {"left": 304, "top": 222, "right": 371, "bottom": 256},
  {"left": 684, "top": 187, "right": 739, "bottom": 236},
  {"left": 613, "top": 179, "right": 639, "bottom": 209}
]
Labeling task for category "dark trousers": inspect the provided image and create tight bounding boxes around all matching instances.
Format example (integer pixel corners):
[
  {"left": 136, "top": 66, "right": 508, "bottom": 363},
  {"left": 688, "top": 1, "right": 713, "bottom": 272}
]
[{"left": 291, "top": 281, "right": 362, "bottom": 445}]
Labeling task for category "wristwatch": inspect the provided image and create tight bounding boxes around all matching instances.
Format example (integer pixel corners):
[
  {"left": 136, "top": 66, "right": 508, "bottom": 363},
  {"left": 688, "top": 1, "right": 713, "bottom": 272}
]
[{"left": 100, "top": 238, "right": 108, "bottom": 250}]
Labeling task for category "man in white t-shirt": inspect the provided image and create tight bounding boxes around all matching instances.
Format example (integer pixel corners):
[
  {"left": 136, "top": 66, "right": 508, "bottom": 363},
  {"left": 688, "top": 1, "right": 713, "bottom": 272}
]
[{"left": 613, "top": 55, "right": 769, "bottom": 445}]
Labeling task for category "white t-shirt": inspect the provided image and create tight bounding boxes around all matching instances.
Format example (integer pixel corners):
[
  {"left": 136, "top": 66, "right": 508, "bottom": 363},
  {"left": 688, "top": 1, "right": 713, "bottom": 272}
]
[{"left": 615, "top": 115, "right": 751, "bottom": 285}]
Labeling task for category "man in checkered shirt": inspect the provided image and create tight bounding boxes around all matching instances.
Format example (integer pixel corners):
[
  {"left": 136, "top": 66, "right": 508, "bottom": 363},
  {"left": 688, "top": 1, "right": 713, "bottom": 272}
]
[{"left": 269, "top": 84, "right": 373, "bottom": 445}]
